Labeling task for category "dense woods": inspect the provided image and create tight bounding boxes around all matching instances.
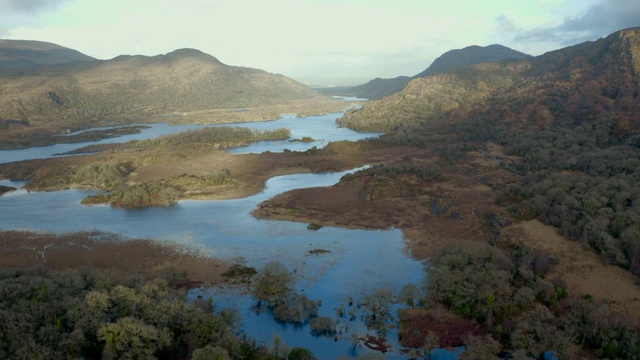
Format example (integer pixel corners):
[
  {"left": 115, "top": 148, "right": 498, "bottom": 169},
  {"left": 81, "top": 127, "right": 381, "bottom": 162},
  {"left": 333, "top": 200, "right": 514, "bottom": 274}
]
[
  {"left": 423, "top": 244, "right": 640, "bottom": 359},
  {"left": 477, "top": 115, "right": 640, "bottom": 278},
  {"left": 0, "top": 266, "right": 270, "bottom": 360}
]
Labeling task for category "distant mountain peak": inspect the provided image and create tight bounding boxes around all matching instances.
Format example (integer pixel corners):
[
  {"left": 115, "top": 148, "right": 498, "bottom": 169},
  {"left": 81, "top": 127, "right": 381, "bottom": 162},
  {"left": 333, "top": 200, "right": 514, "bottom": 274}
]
[
  {"left": 0, "top": 39, "right": 95, "bottom": 73},
  {"left": 165, "top": 48, "right": 223, "bottom": 63},
  {"left": 338, "top": 27, "right": 640, "bottom": 133},
  {"left": 317, "top": 44, "right": 529, "bottom": 100},
  {"left": 414, "top": 44, "right": 530, "bottom": 78}
]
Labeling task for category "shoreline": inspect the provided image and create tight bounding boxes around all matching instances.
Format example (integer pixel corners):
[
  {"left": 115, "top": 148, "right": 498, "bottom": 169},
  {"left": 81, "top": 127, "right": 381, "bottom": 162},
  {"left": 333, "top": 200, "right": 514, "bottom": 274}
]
[{"left": 0, "top": 98, "right": 363, "bottom": 150}]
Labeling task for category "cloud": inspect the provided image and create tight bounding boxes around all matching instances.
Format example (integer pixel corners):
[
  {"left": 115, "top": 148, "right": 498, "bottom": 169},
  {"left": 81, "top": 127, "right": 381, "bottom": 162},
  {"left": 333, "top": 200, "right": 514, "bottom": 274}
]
[
  {"left": 512, "top": 0, "right": 640, "bottom": 46},
  {"left": 0, "top": 0, "right": 70, "bottom": 13}
]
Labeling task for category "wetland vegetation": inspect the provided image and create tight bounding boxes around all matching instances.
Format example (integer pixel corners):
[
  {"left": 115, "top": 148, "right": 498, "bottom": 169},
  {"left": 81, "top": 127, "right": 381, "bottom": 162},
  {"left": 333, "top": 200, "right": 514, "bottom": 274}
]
[{"left": 2, "top": 27, "right": 640, "bottom": 360}]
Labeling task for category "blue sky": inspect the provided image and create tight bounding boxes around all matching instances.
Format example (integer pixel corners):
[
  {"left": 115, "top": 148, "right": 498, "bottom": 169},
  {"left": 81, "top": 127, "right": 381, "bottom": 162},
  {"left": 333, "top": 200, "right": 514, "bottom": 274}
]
[{"left": 1, "top": 0, "right": 639, "bottom": 85}]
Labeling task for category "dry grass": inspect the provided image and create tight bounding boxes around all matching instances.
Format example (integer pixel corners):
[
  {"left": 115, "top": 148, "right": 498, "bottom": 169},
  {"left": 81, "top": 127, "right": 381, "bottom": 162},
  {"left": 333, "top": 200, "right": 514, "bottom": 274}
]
[
  {"left": 0, "top": 230, "right": 229, "bottom": 286},
  {"left": 503, "top": 220, "right": 640, "bottom": 328}
]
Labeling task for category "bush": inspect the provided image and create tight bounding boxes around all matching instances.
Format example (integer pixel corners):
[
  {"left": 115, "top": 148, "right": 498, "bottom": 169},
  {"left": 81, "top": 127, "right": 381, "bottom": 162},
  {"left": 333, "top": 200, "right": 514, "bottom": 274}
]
[
  {"left": 0, "top": 266, "right": 256, "bottom": 359},
  {"left": 309, "top": 317, "right": 336, "bottom": 336},
  {"left": 287, "top": 347, "right": 317, "bottom": 360}
]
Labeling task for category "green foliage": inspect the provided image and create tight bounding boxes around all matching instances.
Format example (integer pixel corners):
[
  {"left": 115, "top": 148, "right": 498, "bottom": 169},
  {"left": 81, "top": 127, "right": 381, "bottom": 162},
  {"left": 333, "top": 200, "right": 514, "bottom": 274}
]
[
  {"left": 271, "top": 293, "right": 319, "bottom": 323},
  {"left": 309, "top": 317, "right": 336, "bottom": 336},
  {"left": 200, "top": 169, "right": 232, "bottom": 185},
  {"left": 460, "top": 335, "right": 501, "bottom": 360},
  {"left": 191, "top": 345, "right": 231, "bottom": 360},
  {"left": 398, "top": 283, "right": 422, "bottom": 308},
  {"left": 251, "top": 262, "right": 321, "bottom": 324},
  {"left": 135, "top": 126, "right": 291, "bottom": 148},
  {"left": 0, "top": 266, "right": 259, "bottom": 359},
  {"left": 252, "top": 261, "right": 293, "bottom": 303},
  {"left": 426, "top": 245, "right": 640, "bottom": 359},
  {"left": 82, "top": 183, "right": 182, "bottom": 208},
  {"left": 287, "top": 346, "right": 317, "bottom": 360},
  {"left": 362, "top": 289, "right": 395, "bottom": 332},
  {"left": 357, "top": 162, "right": 444, "bottom": 182},
  {"left": 98, "top": 316, "right": 172, "bottom": 360},
  {"left": 495, "top": 118, "right": 640, "bottom": 275},
  {"left": 427, "top": 248, "right": 514, "bottom": 324}
]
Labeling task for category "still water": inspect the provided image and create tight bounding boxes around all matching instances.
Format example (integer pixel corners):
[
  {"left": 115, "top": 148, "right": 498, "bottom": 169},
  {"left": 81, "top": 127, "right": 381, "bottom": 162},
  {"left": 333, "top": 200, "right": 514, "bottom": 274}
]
[{"left": 0, "top": 112, "right": 456, "bottom": 358}]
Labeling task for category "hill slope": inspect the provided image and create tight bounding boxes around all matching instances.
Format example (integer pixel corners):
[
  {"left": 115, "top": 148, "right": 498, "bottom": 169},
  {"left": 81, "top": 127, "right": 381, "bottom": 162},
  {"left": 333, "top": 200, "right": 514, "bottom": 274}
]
[
  {"left": 337, "top": 26, "right": 640, "bottom": 286},
  {"left": 338, "top": 27, "right": 640, "bottom": 133},
  {"left": 414, "top": 44, "right": 530, "bottom": 78},
  {"left": 0, "top": 39, "right": 95, "bottom": 72},
  {"left": 317, "top": 44, "right": 529, "bottom": 100},
  {"left": 0, "top": 47, "right": 336, "bottom": 148}
]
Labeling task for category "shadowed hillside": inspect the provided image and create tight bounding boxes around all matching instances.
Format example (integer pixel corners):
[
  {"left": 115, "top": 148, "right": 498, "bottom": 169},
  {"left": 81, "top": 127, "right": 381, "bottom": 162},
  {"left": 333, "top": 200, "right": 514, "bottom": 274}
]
[
  {"left": 415, "top": 44, "right": 530, "bottom": 78},
  {"left": 338, "top": 27, "right": 640, "bottom": 133},
  {"left": 316, "top": 44, "right": 529, "bottom": 100},
  {"left": 0, "top": 39, "right": 95, "bottom": 73}
]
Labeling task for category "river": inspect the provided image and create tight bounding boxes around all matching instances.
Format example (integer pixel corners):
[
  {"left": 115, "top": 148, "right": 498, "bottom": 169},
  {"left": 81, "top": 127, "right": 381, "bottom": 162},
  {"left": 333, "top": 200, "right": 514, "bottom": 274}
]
[{"left": 0, "top": 111, "right": 460, "bottom": 359}]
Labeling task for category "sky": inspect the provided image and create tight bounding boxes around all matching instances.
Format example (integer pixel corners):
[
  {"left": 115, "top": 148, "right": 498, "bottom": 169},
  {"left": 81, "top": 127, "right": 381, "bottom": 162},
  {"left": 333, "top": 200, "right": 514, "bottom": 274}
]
[{"left": 1, "top": 0, "right": 639, "bottom": 86}]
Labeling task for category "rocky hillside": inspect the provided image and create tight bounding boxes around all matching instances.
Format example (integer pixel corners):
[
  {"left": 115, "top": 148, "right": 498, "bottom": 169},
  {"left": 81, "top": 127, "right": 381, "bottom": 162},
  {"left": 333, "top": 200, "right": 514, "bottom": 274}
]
[
  {"left": 0, "top": 47, "right": 334, "bottom": 148},
  {"left": 0, "top": 39, "right": 95, "bottom": 73},
  {"left": 338, "top": 27, "right": 640, "bottom": 133},
  {"left": 317, "top": 44, "right": 529, "bottom": 100}
]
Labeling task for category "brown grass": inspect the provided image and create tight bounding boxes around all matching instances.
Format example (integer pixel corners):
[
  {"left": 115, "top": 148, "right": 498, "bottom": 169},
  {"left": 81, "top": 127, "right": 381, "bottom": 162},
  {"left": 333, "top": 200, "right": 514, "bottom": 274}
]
[
  {"left": 0, "top": 230, "right": 230, "bottom": 286},
  {"left": 503, "top": 220, "right": 640, "bottom": 328}
]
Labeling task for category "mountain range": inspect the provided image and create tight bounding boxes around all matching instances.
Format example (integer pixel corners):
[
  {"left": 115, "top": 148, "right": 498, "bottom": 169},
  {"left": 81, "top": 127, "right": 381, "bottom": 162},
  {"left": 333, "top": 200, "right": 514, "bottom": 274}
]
[
  {"left": 338, "top": 27, "right": 640, "bottom": 134},
  {"left": 317, "top": 44, "right": 530, "bottom": 100},
  {"left": 0, "top": 44, "right": 331, "bottom": 148}
]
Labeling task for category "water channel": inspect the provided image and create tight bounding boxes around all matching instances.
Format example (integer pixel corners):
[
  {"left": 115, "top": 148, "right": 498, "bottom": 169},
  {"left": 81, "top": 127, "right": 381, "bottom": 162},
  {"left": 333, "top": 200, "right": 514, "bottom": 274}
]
[{"left": 0, "top": 110, "right": 460, "bottom": 359}]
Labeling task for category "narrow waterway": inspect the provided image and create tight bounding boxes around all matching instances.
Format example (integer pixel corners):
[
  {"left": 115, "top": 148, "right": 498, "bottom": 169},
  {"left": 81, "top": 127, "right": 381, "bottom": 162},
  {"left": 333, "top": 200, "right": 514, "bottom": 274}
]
[{"left": 0, "top": 111, "right": 460, "bottom": 358}]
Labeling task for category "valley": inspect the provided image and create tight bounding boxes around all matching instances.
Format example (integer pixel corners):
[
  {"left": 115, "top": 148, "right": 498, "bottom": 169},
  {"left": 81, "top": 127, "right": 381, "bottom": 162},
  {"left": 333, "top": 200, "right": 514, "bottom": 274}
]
[{"left": 1, "top": 26, "right": 640, "bottom": 359}]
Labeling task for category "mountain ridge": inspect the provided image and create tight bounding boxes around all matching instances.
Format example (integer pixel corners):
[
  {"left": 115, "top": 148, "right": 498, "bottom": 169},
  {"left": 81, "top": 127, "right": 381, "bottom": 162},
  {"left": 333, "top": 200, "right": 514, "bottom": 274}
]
[
  {"left": 0, "top": 45, "right": 339, "bottom": 148},
  {"left": 338, "top": 27, "right": 640, "bottom": 133},
  {"left": 317, "top": 44, "right": 530, "bottom": 100},
  {"left": 0, "top": 39, "right": 96, "bottom": 72},
  {"left": 415, "top": 44, "right": 531, "bottom": 78}
]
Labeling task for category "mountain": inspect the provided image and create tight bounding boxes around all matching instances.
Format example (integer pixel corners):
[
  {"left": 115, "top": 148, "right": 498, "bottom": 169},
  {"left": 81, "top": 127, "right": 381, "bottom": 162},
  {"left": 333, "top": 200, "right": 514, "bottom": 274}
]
[
  {"left": 316, "top": 44, "right": 529, "bottom": 100},
  {"left": 414, "top": 44, "right": 530, "bottom": 78},
  {"left": 0, "top": 47, "right": 331, "bottom": 148},
  {"left": 0, "top": 39, "right": 95, "bottom": 73},
  {"left": 338, "top": 27, "right": 640, "bottom": 133},
  {"left": 315, "top": 76, "right": 411, "bottom": 100}
]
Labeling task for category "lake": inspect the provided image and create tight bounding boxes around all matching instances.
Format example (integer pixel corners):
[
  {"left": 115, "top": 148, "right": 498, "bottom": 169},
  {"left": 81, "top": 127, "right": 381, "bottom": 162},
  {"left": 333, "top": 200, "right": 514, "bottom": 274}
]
[{"left": 0, "top": 111, "right": 460, "bottom": 359}]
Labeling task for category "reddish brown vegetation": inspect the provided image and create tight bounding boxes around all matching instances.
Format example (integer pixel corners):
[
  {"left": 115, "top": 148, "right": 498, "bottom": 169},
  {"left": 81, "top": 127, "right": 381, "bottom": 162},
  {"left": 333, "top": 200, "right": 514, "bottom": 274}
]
[
  {"left": 398, "top": 308, "right": 486, "bottom": 348},
  {"left": 361, "top": 334, "right": 390, "bottom": 353},
  {"left": 0, "top": 230, "right": 229, "bottom": 286}
]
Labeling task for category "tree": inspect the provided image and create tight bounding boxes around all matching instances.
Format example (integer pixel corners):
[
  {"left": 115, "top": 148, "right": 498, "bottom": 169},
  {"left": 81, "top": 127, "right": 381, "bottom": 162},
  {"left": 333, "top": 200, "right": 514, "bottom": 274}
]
[
  {"left": 460, "top": 335, "right": 501, "bottom": 360},
  {"left": 98, "top": 317, "right": 171, "bottom": 360},
  {"left": 288, "top": 347, "right": 317, "bottom": 360},
  {"left": 252, "top": 261, "right": 294, "bottom": 305},
  {"left": 398, "top": 283, "right": 422, "bottom": 308}
]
